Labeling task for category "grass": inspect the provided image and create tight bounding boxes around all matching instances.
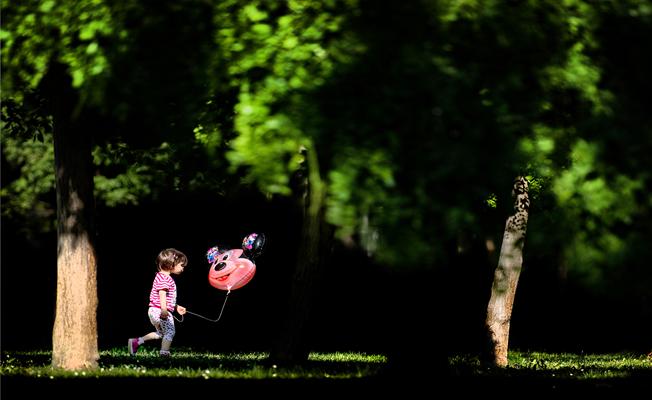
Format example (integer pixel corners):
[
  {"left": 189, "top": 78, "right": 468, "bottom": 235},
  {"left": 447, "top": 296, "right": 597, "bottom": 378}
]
[
  {"left": 2, "top": 348, "right": 650, "bottom": 387},
  {"left": 0, "top": 348, "right": 388, "bottom": 380},
  {"left": 449, "top": 350, "right": 652, "bottom": 381}
]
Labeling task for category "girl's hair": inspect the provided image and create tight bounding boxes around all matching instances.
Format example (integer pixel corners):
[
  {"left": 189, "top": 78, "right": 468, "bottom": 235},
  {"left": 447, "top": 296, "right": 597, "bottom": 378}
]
[{"left": 157, "top": 248, "right": 188, "bottom": 271}]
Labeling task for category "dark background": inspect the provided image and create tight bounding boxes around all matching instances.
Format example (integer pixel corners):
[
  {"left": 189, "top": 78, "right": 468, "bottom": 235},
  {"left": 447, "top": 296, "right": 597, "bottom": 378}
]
[{"left": 2, "top": 188, "right": 650, "bottom": 356}]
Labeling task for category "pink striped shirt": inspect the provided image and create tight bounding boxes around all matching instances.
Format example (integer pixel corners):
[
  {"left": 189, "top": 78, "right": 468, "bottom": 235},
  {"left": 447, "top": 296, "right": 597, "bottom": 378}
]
[{"left": 148, "top": 272, "right": 177, "bottom": 311}]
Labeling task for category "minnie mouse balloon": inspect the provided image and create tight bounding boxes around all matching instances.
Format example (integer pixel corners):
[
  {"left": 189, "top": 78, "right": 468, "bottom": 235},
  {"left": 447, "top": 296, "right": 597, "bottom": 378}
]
[{"left": 207, "top": 247, "right": 256, "bottom": 291}]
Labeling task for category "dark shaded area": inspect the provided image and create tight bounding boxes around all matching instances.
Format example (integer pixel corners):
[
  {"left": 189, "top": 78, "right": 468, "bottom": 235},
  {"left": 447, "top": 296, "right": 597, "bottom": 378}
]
[
  {"left": 2, "top": 190, "right": 650, "bottom": 356},
  {"left": 2, "top": 369, "right": 651, "bottom": 398},
  {"left": 101, "top": 0, "right": 216, "bottom": 149}
]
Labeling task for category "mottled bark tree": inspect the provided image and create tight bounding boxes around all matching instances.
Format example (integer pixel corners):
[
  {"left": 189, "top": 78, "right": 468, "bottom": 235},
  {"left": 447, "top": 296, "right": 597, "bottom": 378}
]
[
  {"left": 49, "top": 67, "right": 99, "bottom": 370},
  {"left": 485, "top": 176, "right": 530, "bottom": 367}
]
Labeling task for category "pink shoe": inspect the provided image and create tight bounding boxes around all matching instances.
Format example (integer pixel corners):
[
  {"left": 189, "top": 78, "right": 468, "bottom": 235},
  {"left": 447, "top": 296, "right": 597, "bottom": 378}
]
[{"left": 128, "top": 338, "right": 139, "bottom": 355}]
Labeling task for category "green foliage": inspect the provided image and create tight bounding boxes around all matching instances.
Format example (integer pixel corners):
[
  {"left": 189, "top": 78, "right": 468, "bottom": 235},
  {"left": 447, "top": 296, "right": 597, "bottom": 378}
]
[
  {"left": 456, "top": 0, "right": 652, "bottom": 293},
  {"left": 0, "top": 132, "right": 56, "bottom": 234},
  {"left": 326, "top": 148, "right": 395, "bottom": 240},
  {"left": 92, "top": 142, "right": 180, "bottom": 207},
  {"left": 485, "top": 193, "right": 498, "bottom": 209},
  {"left": 213, "top": 0, "right": 364, "bottom": 196},
  {"left": 1, "top": 0, "right": 220, "bottom": 230},
  {"left": 1, "top": 0, "right": 118, "bottom": 235},
  {"left": 0, "top": 132, "right": 184, "bottom": 231},
  {"left": 1, "top": 0, "right": 116, "bottom": 101},
  {"left": 549, "top": 138, "right": 645, "bottom": 288},
  {"left": 2, "top": 0, "right": 651, "bottom": 291},
  {"left": 202, "top": 0, "right": 652, "bottom": 276},
  {"left": 554, "top": 140, "right": 641, "bottom": 223},
  {"left": 518, "top": 124, "right": 560, "bottom": 180}
]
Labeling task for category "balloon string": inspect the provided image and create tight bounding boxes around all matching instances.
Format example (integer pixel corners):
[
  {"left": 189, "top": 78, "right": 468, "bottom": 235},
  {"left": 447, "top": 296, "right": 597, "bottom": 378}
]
[{"left": 174, "top": 290, "right": 230, "bottom": 323}]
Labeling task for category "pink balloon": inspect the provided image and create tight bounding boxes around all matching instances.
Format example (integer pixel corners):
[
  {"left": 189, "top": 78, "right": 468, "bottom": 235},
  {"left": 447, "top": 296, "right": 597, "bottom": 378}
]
[{"left": 208, "top": 248, "right": 256, "bottom": 291}]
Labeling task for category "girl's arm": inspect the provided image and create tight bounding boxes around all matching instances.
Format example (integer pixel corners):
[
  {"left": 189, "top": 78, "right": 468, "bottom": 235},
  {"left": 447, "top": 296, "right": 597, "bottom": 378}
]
[{"left": 159, "top": 290, "right": 168, "bottom": 319}]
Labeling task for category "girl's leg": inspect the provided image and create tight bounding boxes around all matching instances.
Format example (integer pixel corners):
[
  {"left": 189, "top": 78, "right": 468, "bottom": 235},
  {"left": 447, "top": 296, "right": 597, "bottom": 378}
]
[
  {"left": 161, "top": 339, "right": 172, "bottom": 354},
  {"left": 140, "top": 332, "right": 162, "bottom": 343},
  {"left": 138, "top": 308, "right": 164, "bottom": 345},
  {"left": 128, "top": 308, "right": 164, "bottom": 355},
  {"left": 158, "top": 315, "right": 176, "bottom": 356}
]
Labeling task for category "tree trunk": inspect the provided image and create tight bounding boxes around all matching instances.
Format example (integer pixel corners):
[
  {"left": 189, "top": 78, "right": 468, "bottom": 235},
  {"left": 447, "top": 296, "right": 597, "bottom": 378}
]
[
  {"left": 270, "top": 145, "right": 330, "bottom": 365},
  {"left": 485, "top": 176, "right": 530, "bottom": 367},
  {"left": 49, "top": 68, "right": 99, "bottom": 370}
]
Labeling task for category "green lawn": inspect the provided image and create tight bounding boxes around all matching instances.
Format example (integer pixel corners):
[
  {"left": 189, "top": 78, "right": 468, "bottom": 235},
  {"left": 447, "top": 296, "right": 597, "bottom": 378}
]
[
  {"left": 1, "top": 348, "right": 388, "bottom": 380},
  {"left": 450, "top": 351, "right": 652, "bottom": 381},
  {"left": 2, "top": 348, "right": 650, "bottom": 386}
]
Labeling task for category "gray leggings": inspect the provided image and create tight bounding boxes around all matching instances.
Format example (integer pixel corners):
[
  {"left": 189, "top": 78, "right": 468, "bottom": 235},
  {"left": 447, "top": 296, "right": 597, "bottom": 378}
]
[{"left": 148, "top": 307, "right": 175, "bottom": 342}]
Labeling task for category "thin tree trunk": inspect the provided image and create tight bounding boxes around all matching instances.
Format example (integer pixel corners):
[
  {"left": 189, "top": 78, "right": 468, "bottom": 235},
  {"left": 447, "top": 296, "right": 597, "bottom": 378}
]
[
  {"left": 485, "top": 176, "right": 530, "bottom": 367},
  {"left": 49, "top": 67, "right": 99, "bottom": 370},
  {"left": 270, "top": 145, "right": 330, "bottom": 365}
]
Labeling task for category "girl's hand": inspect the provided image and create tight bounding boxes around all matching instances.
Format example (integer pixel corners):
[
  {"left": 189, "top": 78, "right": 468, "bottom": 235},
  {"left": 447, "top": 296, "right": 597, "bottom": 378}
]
[
  {"left": 177, "top": 305, "right": 187, "bottom": 315},
  {"left": 160, "top": 310, "right": 169, "bottom": 320}
]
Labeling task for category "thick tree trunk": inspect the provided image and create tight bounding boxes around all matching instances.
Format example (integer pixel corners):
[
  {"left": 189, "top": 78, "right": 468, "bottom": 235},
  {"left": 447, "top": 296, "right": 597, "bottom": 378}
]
[
  {"left": 270, "top": 145, "right": 330, "bottom": 365},
  {"left": 485, "top": 176, "right": 530, "bottom": 367},
  {"left": 49, "top": 69, "right": 99, "bottom": 370}
]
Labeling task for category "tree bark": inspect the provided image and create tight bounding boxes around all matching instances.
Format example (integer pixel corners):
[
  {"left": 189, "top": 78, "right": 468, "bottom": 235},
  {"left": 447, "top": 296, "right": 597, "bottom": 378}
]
[
  {"left": 485, "top": 176, "right": 530, "bottom": 367},
  {"left": 270, "top": 145, "right": 331, "bottom": 365},
  {"left": 49, "top": 67, "right": 99, "bottom": 370}
]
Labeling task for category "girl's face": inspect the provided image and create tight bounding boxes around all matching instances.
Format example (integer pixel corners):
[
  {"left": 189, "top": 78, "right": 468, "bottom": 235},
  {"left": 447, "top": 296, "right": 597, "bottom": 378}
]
[{"left": 172, "top": 263, "right": 186, "bottom": 275}]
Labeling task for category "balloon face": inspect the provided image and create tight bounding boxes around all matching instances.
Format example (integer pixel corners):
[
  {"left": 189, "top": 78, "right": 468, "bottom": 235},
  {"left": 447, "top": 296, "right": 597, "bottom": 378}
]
[{"left": 208, "top": 248, "right": 256, "bottom": 291}]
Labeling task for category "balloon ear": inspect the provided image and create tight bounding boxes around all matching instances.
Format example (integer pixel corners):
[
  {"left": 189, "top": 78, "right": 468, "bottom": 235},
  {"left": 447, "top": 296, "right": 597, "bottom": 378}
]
[
  {"left": 229, "top": 249, "right": 244, "bottom": 259},
  {"left": 206, "top": 246, "right": 221, "bottom": 264},
  {"left": 242, "top": 233, "right": 266, "bottom": 260}
]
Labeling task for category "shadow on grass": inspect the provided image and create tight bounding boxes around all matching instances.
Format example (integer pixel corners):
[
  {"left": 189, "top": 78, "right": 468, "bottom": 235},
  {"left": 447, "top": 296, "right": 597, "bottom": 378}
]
[
  {"left": 4, "top": 369, "right": 651, "bottom": 398},
  {"left": 2, "top": 350, "right": 651, "bottom": 397}
]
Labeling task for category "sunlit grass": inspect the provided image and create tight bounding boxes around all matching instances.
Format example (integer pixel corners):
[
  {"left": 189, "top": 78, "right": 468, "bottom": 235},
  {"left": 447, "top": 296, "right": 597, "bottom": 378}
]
[
  {"left": 0, "top": 348, "right": 388, "bottom": 380},
  {"left": 3, "top": 348, "right": 650, "bottom": 382},
  {"left": 308, "top": 351, "right": 387, "bottom": 363},
  {"left": 449, "top": 351, "right": 652, "bottom": 380}
]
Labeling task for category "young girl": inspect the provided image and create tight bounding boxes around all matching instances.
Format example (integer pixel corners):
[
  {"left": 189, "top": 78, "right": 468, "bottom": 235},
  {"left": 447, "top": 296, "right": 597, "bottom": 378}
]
[{"left": 129, "top": 248, "right": 188, "bottom": 357}]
